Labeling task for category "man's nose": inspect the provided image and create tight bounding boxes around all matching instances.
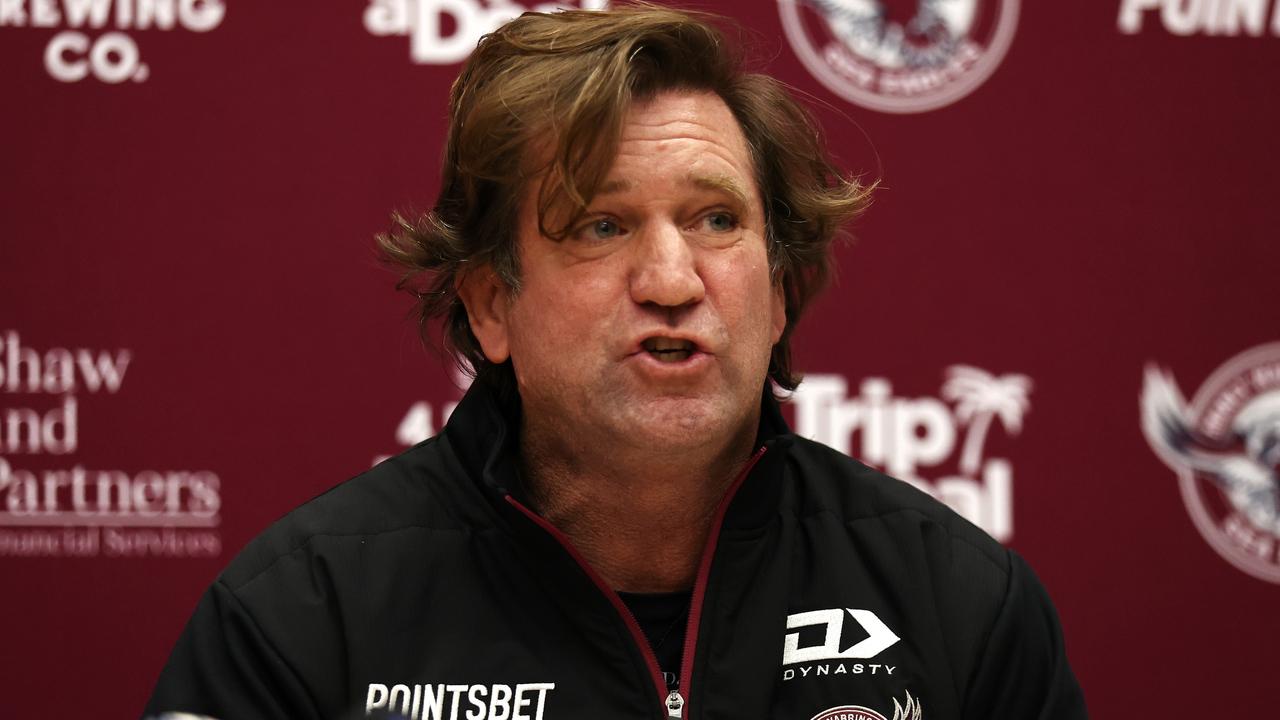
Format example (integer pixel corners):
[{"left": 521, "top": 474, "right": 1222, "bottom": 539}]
[{"left": 629, "top": 221, "right": 705, "bottom": 309}]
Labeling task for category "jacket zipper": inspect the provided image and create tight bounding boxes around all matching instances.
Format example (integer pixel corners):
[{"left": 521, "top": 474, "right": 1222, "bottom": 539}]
[
  {"left": 669, "top": 445, "right": 766, "bottom": 718},
  {"left": 506, "top": 445, "right": 768, "bottom": 720}
]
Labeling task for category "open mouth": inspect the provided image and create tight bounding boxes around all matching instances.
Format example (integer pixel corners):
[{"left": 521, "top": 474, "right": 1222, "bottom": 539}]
[{"left": 642, "top": 337, "right": 695, "bottom": 363}]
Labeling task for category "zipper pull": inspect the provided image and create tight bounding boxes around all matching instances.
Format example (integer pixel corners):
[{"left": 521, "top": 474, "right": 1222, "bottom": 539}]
[{"left": 665, "top": 690, "right": 685, "bottom": 718}]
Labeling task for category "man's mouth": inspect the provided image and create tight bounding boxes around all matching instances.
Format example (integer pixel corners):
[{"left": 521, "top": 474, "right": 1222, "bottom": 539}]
[{"left": 642, "top": 337, "right": 695, "bottom": 363}]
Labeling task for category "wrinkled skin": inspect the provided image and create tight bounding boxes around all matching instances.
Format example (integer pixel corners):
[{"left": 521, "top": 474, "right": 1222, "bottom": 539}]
[{"left": 465, "top": 90, "right": 786, "bottom": 461}]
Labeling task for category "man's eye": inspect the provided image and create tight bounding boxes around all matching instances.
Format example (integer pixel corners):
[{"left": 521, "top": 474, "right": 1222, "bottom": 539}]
[
  {"left": 579, "top": 218, "right": 621, "bottom": 241},
  {"left": 702, "top": 212, "right": 738, "bottom": 232}
]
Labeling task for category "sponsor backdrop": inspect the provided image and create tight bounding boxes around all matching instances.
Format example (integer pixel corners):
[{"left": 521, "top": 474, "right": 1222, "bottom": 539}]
[{"left": 2, "top": 0, "right": 1277, "bottom": 716}]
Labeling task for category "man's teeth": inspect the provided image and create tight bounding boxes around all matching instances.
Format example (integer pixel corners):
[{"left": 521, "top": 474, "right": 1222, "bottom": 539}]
[
  {"left": 642, "top": 338, "right": 694, "bottom": 362},
  {"left": 650, "top": 349, "right": 691, "bottom": 362}
]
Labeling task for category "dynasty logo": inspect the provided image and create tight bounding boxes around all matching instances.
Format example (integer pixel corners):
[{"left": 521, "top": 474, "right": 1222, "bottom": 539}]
[
  {"left": 1141, "top": 342, "right": 1280, "bottom": 583},
  {"left": 782, "top": 608, "right": 900, "bottom": 682},
  {"left": 778, "top": 0, "right": 1020, "bottom": 113}
]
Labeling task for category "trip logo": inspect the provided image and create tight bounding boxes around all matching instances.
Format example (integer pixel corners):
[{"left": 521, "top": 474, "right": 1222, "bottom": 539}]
[
  {"left": 1141, "top": 342, "right": 1280, "bottom": 583},
  {"left": 791, "top": 366, "right": 1031, "bottom": 542},
  {"left": 778, "top": 0, "right": 1020, "bottom": 114}
]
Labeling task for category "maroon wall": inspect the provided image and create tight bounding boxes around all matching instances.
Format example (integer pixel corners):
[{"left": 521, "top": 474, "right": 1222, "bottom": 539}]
[{"left": 3, "top": 1, "right": 1278, "bottom": 716}]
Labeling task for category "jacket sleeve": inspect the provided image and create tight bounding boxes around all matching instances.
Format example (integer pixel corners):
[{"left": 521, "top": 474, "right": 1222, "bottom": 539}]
[
  {"left": 962, "top": 550, "right": 1088, "bottom": 720},
  {"left": 142, "top": 579, "right": 321, "bottom": 720}
]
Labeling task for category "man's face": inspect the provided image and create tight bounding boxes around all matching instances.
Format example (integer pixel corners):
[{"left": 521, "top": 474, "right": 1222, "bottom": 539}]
[{"left": 471, "top": 90, "right": 785, "bottom": 453}]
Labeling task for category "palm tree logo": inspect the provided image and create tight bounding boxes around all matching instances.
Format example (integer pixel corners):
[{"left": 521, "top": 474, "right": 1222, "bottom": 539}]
[{"left": 942, "top": 365, "right": 1033, "bottom": 476}]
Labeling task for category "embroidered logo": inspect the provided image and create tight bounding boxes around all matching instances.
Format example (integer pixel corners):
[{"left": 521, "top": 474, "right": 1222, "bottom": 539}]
[
  {"left": 811, "top": 691, "right": 923, "bottom": 720},
  {"left": 783, "top": 608, "right": 901, "bottom": 665}
]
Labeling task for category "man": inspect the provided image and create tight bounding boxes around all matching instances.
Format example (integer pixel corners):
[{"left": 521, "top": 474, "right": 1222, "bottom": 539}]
[{"left": 146, "top": 5, "right": 1086, "bottom": 720}]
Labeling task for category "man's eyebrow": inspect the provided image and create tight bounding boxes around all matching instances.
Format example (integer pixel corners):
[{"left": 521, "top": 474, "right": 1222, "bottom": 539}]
[
  {"left": 687, "top": 173, "right": 748, "bottom": 206},
  {"left": 595, "top": 179, "right": 633, "bottom": 196}
]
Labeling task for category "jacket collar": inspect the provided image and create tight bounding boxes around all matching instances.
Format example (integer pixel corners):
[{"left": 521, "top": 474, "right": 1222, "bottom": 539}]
[{"left": 443, "top": 374, "right": 794, "bottom": 530}]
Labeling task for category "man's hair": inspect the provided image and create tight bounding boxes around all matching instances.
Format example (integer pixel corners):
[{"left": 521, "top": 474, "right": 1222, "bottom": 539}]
[{"left": 379, "top": 3, "right": 872, "bottom": 392}]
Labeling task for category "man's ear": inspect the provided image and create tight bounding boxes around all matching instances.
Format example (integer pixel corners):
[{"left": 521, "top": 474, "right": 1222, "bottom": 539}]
[{"left": 456, "top": 265, "right": 511, "bottom": 363}]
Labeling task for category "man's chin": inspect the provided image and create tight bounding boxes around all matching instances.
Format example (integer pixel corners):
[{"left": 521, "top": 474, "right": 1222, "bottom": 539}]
[{"left": 617, "top": 396, "right": 749, "bottom": 451}]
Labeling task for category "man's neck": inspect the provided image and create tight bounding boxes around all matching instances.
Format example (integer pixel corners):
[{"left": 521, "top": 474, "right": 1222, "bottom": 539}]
[{"left": 519, "top": 415, "right": 758, "bottom": 593}]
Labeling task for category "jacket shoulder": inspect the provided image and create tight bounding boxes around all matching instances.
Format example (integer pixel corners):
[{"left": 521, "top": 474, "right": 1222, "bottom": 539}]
[
  {"left": 785, "top": 435, "right": 1008, "bottom": 574},
  {"left": 784, "top": 437, "right": 1088, "bottom": 715},
  {"left": 218, "top": 434, "right": 487, "bottom": 591}
]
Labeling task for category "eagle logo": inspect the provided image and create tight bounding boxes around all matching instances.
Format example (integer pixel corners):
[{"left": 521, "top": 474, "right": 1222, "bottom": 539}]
[
  {"left": 1140, "top": 343, "right": 1280, "bottom": 583},
  {"left": 777, "top": 0, "right": 1020, "bottom": 113}
]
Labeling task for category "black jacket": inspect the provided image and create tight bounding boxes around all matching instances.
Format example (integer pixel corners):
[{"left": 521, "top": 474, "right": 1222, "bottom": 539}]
[{"left": 146, "top": 381, "right": 1086, "bottom": 720}]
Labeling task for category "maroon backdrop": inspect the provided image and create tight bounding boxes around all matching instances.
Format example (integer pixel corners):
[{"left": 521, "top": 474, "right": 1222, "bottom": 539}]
[{"left": 3, "top": 1, "right": 1278, "bottom": 717}]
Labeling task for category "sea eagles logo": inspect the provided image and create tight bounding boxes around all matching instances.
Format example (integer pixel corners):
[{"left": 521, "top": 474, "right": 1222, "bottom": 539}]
[
  {"left": 811, "top": 691, "right": 923, "bottom": 720},
  {"left": 778, "top": 0, "right": 1020, "bottom": 114},
  {"left": 1141, "top": 342, "right": 1280, "bottom": 583}
]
